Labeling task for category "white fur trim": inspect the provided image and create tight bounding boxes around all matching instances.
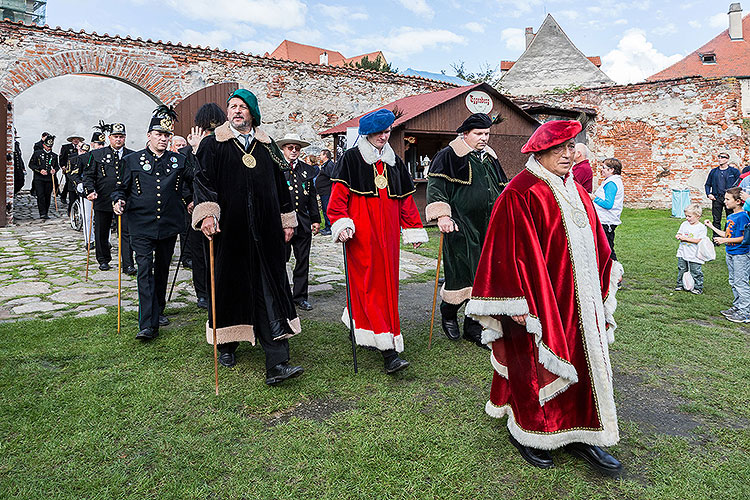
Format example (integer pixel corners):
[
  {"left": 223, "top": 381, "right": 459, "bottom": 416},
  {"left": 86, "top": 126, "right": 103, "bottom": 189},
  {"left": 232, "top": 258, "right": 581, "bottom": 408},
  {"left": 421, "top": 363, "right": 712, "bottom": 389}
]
[
  {"left": 281, "top": 211, "right": 298, "bottom": 229},
  {"left": 425, "top": 201, "right": 452, "bottom": 222},
  {"left": 450, "top": 136, "right": 498, "bottom": 159},
  {"left": 440, "top": 284, "right": 472, "bottom": 305},
  {"left": 205, "top": 321, "right": 255, "bottom": 345},
  {"left": 466, "top": 297, "right": 529, "bottom": 317},
  {"left": 603, "top": 260, "right": 623, "bottom": 344},
  {"left": 485, "top": 401, "right": 620, "bottom": 450},
  {"left": 357, "top": 136, "right": 396, "bottom": 166},
  {"left": 330, "top": 217, "right": 355, "bottom": 242},
  {"left": 401, "top": 227, "right": 428, "bottom": 244},
  {"left": 191, "top": 201, "right": 220, "bottom": 230},
  {"left": 538, "top": 377, "right": 574, "bottom": 406},
  {"left": 490, "top": 350, "right": 508, "bottom": 378},
  {"left": 340, "top": 307, "right": 404, "bottom": 353}
]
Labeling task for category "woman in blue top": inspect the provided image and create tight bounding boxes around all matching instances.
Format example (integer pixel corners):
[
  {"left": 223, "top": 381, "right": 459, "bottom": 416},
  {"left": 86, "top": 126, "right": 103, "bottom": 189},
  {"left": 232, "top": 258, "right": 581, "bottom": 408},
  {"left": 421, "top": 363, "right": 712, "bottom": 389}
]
[{"left": 591, "top": 158, "right": 624, "bottom": 260}]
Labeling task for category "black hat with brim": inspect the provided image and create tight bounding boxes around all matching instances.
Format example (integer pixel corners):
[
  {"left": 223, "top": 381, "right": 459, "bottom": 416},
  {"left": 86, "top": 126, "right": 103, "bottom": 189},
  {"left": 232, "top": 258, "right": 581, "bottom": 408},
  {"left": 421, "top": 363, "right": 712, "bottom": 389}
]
[
  {"left": 110, "top": 123, "right": 126, "bottom": 135},
  {"left": 43, "top": 135, "right": 55, "bottom": 147},
  {"left": 456, "top": 113, "right": 493, "bottom": 133}
]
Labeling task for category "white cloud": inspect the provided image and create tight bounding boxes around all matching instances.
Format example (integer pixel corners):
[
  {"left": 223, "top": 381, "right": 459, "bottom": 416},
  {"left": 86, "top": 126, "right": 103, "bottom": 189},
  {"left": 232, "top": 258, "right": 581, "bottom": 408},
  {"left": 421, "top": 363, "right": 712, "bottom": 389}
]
[
  {"left": 709, "top": 12, "right": 726, "bottom": 29},
  {"left": 287, "top": 28, "right": 323, "bottom": 45},
  {"left": 463, "top": 22, "right": 485, "bottom": 33},
  {"left": 397, "top": 0, "right": 434, "bottom": 18},
  {"left": 601, "top": 28, "right": 683, "bottom": 84},
  {"left": 500, "top": 28, "right": 525, "bottom": 52},
  {"left": 165, "top": 0, "right": 307, "bottom": 29},
  {"left": 688, "top": 20, "right": 701, "bottom": 29},
  {"left": 652, "top": 23, "right": 677, "bottom": 36},
  {"left": 559, "top": 10, "right": 579, "bottom": 21},
  {"left": 317, "top": 4, "right": 368, "bottom": 35},
  {"left": 494, "top": 0, "right": 543, "bottom": 18},
  {"left": 353, "top": 27, "right": 465, "bottom": 60},
  {"left": 614, "top": 19, "right": 628, "bottom": 26},
  {"left": 237, "top": 39, "right": 278, "bottom": 56}
]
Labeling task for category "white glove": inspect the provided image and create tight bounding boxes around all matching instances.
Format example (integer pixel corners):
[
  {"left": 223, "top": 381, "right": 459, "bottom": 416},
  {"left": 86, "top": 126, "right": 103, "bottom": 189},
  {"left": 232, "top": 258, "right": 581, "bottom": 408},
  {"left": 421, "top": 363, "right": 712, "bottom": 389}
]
[{"left": 76, "top": 183, "right": 84, "bottom": 194}]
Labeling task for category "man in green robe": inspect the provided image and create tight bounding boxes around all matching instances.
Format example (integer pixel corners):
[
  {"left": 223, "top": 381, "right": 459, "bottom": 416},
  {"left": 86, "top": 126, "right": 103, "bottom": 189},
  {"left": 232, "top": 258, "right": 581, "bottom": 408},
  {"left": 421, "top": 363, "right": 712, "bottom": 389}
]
[{"left": 425, "top": 113, "right": 507, "bottom": 349}]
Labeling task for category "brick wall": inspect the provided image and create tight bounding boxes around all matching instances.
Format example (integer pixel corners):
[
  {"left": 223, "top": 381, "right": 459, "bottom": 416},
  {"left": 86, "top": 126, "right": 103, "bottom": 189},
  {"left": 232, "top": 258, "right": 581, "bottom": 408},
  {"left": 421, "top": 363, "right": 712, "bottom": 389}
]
[
  {"left": 0, "top": 21, "right": 452, "bottom": 224},
  {"left": 532, "top": 77, "right": 747, "bottom": 208}
]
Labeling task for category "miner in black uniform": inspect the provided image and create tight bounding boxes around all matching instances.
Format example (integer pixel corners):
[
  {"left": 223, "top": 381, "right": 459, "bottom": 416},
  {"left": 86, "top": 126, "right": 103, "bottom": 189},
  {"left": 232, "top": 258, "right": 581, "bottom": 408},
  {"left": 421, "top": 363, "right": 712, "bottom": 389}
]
[
  {"left": 28, "top": 135, "right": 59, "bottom": 219},
  {"left": 278, "top": 133, "right": 320, "bottom": 311},
  {"left": 83, "top": 122, "right": 136, "bottom": 273},
  {"left": 113, "top": 106, "right": 190, "bottom": 340},
  {"left": 59, "top": 135, "right": 84, "bottom": 204}
]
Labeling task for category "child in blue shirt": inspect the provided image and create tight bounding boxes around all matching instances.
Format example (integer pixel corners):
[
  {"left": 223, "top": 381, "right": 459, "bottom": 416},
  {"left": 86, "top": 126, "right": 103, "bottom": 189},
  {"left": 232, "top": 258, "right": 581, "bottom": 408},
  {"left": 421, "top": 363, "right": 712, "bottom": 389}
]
[{"left": 705, "top": 187, "right": 750, "bottom": 323}]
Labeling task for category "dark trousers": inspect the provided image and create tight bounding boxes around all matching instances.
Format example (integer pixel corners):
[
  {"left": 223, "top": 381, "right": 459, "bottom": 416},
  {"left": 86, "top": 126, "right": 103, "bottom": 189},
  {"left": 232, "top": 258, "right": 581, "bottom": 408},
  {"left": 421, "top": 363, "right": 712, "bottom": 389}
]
[
  {"left": 95, "top": 210, "right": 134, "bottom": 268},
  {"left": 319, "top": 193, "right": 331, "bottom": 228},
  {"left": 33, "top": 180, "right": 52, "bottom": 217},
  {"left": 712, "top": 199, "right": 731, "bottom": 229},
  {"left": 131, "top": 234, "right": 177, "bottom": 331},
  {"left": 217, "top": 270, "right": 290, "bottom": 371},
  {"left": 189, "top": 229, "right": 207, "bottom": 300},
  {"left": 285, "top": 230, "right": 312, "bottom": 302},
  {"left": 602, "top": 224, "right": 618, "bottom": 261},
  {"left": 179, "top": 214, "right": 192, "bottom": 264}
]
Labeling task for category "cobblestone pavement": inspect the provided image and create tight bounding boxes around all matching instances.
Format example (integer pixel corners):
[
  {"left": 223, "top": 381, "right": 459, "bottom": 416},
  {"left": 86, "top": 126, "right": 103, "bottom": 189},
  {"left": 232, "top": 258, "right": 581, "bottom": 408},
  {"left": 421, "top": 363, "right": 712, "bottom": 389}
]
[{"left": 1, "top": 193, "right": 436, "bottom": 322}]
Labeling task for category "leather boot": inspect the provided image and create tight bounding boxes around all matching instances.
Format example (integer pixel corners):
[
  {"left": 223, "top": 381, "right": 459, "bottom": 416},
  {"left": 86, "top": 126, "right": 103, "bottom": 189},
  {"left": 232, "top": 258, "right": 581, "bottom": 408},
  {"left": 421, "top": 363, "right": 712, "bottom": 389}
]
[
  {"left": 440, "top": 301, "right": 461, "bottom": 340},
  {"left": 463, "top": 317, "right": 489, "bottom": 350}
]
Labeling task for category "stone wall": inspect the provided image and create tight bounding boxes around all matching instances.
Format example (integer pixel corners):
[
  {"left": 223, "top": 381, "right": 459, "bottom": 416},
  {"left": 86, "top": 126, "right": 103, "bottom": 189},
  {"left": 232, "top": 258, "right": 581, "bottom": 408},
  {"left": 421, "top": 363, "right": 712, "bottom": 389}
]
[
  {"left": 0, "top": 21, "right": 453, "bottom": 224},
  {"left": 532, "top": 77, "right": 747, "bottom": 208}
]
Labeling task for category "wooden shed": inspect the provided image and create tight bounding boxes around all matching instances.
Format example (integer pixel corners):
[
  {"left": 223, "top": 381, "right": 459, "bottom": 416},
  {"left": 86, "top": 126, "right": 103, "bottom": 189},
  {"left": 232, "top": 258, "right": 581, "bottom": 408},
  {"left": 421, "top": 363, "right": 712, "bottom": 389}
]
[{"left": 319, "top": 83, "right": 539, "bottom": 220}]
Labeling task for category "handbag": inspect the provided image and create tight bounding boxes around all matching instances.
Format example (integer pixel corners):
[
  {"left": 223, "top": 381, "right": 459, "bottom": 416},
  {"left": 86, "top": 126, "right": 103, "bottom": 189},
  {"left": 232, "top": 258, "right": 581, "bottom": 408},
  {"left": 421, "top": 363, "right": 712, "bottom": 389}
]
[{"left": 696, "top": 237, "right": 716, "bottom": 262}]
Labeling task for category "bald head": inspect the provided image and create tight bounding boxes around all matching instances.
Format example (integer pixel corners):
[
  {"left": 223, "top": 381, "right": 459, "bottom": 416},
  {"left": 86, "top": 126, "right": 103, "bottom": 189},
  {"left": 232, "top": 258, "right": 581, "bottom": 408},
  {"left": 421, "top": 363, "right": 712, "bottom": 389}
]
[{"left": 574, "top": 143, "right": 589, "bottom": 163}]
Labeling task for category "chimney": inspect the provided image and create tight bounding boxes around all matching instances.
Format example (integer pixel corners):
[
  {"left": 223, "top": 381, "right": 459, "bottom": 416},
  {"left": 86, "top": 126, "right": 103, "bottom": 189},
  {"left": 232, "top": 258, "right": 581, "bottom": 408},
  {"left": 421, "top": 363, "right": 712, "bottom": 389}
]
[
  {"left": 729, "top": 3, "right": 743, "bottom": 40},
  {"left": 319, "top": 51, "right": 328, "bottom": 65},
  {"left": 525, "top": 27, "right": 535, "bottom": 49}
]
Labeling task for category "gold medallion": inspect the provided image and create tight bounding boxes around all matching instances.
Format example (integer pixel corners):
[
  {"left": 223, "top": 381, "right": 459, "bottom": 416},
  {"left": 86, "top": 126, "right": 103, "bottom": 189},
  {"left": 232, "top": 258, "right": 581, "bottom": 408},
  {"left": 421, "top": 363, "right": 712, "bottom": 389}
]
[
  {"left": 374, "top": 174, "right": 387, "bottom": 190},
  {"left": 243, "top": 154, "right": 256, "bottom": 168}
]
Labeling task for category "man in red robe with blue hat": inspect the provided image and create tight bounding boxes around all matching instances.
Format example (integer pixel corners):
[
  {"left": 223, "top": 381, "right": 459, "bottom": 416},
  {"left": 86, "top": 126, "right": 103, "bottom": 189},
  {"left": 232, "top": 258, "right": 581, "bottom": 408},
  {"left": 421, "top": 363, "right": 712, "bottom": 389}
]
[
  {"left": 327, "top": 108, "right": 428, "bottom": 374},
  {"left": 466, "top": 120, "right": 625, "bottom": 476}
]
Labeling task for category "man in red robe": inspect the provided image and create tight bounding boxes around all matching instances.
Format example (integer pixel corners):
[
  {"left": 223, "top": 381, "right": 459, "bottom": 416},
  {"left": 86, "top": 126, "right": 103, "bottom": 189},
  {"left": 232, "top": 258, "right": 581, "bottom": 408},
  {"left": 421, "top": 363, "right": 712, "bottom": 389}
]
[
  {"left": 327, "top": 109, "right": 428, "bottom": 374},
  {"left": 466, "top": 120, "right": 624, "bottom": 476}
]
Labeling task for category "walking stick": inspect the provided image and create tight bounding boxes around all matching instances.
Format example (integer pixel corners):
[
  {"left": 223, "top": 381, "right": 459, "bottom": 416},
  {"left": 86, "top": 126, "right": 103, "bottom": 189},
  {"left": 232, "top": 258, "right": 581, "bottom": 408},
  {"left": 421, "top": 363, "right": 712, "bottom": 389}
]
[
  {"left": 428, "top": 232, "right": 445, "bottom": 349},
  {"left": 117, "top": 215, "right": 122, "bottom": 334},
  {"left": 85, "top": 201, "right": 94, "bottom": 281},
  {"left": 209, "top": 237, "right": 219, "bottom": 395},
  {"left": 342, "top": 241, "right": 358, "bottom": 374},
  {"left": 50, "top": 171, "right": 59, "bottom": 213},
  {"left": 168, "top": 229, "right": 188, "bottom": 302}
]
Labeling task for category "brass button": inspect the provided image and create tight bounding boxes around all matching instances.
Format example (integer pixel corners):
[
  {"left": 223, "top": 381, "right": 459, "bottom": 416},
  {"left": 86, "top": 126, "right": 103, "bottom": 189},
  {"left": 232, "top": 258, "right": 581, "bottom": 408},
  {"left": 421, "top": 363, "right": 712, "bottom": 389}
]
[{"left": 157, "top": 215, "right": 160, "bottom": 219}]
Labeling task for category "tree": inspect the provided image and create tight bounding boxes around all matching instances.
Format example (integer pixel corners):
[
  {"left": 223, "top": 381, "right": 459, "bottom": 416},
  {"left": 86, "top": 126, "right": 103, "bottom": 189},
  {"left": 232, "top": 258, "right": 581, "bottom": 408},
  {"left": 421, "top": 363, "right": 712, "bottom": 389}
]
[
  {"left": 349, "top": 55, "right": 397, "bottom": 73},
  {"left": 448, "top": 61, "right": 500, "bottom": 86}
]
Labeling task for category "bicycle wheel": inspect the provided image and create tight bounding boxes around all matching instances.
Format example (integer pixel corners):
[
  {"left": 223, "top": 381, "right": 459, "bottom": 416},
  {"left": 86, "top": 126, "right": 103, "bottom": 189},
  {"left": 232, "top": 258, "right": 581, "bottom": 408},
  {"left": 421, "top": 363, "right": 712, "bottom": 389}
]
[{"left": 70, "top": 199, "right": 83, "bottom": 231}]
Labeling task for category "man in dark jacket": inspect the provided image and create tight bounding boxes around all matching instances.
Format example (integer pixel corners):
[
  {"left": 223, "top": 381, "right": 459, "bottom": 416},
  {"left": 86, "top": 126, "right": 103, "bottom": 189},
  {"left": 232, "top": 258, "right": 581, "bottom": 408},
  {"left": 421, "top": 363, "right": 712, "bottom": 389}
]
[
  {"left": 28, "top": 135, "right": 59, "bottom": 219},
  {"left": 59, "top": 135, "right": 84, "bottom": 203},
  {"left": 315, "top": 148, "right": 334, "bottom": 235},
  {"left": 279, "top": 133, "right": 320, "bottom": 311},
  {"left": 113, "top": 107, "right": 190, "bottom": 340},
  {"left": 83, "top": 123, "right": 136, "bottom": 273},
  {"left": 13, "top": 135, "right": 24, "bottom": 195},
  {"left": 705, "top": 152, "right": 741, "bottom": 229}
]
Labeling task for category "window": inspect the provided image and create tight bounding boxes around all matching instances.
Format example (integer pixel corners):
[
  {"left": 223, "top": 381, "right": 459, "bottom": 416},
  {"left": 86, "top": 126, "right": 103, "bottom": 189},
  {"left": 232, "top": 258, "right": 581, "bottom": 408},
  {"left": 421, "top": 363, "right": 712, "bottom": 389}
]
[{"left": 700, "top": 53, "right": 717, "bottom": 64}]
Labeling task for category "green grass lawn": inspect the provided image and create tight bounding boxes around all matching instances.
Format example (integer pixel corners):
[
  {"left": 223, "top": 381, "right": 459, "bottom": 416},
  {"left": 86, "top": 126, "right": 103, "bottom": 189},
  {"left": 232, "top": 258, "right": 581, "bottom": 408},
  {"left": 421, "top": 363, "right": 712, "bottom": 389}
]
[{"left": 1, "top": 209, "right": 748, "bottom": 499}]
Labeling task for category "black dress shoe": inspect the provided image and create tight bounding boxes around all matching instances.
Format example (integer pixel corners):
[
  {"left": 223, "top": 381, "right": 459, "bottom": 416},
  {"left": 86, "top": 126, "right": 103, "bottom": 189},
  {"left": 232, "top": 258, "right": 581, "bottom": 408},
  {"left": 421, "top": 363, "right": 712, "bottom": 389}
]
[
  {"left": 464, "top": 317, "right": 490, "bottom": 350},
  {"left": 265, "top": 362, "right": 304, "bottom": 385},
  {"left": 565, "top": 442, "right": 623, "bottom": 477},
  {"left": 294, "top": 299, "right": 313, "bottom": 311},
  {"left": 196, "top": 297, "right": 208, "bottom": 310},
  {"left": 125, "top": 266, "right": 137, "bottom": 276},
  {"left": 439, "top": 301, "right": 461, "bottom": 340},
  {"left": 509, "top": 434, "right": 554, "bottom": 469},
  {"left": 98, "top": 262, "right": 111, "bottom": 271},
  {"left": 218, "top": 352, "right": 236, "bottom": 368},
  {"left": 158, "top": 315, "right": 170, "bottom": 326},
  {"left": 135, "top": 328, "right": 158, "bottom": 341},
  {"left": 384, "top": 356, "right": 410, "bottom": 374}
]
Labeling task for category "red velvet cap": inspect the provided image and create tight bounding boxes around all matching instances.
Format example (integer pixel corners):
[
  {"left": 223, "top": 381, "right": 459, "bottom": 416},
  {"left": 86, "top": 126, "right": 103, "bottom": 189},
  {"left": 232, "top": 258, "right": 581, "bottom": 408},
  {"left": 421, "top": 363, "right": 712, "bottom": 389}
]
[{"left": 521, "top": 120, "right": 582, "bottom": 154}]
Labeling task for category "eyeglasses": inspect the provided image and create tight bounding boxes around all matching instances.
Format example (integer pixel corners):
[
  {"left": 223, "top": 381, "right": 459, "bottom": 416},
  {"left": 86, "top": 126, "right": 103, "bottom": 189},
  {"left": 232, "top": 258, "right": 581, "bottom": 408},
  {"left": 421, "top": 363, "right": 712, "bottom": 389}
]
[
  {"left": 286, "top": 145, "right": 302, "bottom": 151},
  {"left": 718, "top": 155, "right": 729, "bottom": 159}
]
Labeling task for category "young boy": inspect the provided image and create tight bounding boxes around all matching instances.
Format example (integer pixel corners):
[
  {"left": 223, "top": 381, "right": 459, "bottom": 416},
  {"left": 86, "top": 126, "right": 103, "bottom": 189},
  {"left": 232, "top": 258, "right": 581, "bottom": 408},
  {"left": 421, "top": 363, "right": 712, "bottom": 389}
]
[
  {"left": 705, "top": 187, "right": 750, "bottom": 323},
  {"left": 675, "top": 203, "right": 707, "bottom": 294}
]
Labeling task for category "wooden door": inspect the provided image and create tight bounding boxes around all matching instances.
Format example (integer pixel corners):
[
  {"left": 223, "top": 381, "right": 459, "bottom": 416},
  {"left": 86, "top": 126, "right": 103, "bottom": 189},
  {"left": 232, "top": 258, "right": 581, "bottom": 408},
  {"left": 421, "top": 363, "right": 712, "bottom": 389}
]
[
  {"left": 173, "top": 82, "right": 239, "bottom": 139},
  {"left": 0, "top": 93, "right": 7, "bottom": 227}
]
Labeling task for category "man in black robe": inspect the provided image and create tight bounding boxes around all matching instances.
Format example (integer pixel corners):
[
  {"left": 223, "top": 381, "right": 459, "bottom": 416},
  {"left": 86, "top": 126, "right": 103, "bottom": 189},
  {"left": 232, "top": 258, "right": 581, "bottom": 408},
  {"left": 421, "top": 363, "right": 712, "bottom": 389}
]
[{"left": 192, "top": 89, "right": 303, "bottom": 386}]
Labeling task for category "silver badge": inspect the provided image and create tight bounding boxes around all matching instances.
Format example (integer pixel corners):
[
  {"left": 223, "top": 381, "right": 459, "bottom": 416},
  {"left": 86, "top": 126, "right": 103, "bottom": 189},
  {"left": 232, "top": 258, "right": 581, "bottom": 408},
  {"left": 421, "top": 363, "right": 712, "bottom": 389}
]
[{"left": 143, "top": 163, "right": 151, "bottom": 171}]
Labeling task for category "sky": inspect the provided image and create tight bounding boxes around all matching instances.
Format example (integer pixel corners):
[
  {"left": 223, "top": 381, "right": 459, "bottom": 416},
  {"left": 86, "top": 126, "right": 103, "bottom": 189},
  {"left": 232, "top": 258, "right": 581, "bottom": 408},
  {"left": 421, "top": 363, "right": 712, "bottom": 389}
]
[{"left": 46, "top": 0, "right": 734, "bottom": 84}]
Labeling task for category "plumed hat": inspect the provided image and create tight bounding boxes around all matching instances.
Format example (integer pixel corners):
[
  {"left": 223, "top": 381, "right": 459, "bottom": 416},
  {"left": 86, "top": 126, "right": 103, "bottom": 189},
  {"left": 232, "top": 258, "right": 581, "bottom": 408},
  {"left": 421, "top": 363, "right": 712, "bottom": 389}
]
[
  {"left": 456, "top": 113, "right": 493, "bottom": 133},
  {"left": 521, "top": 120, "right": 582, "bottom": 154},
  {"left": 149, "top": 105, "right": 177, "bottom": 134},
  {"left": 43, "top": 135, "right": 55, "bottom": 147},
  {"left": 227, "top": 89, "right": 261, "bottom": 126},
  {"left": 359, "top": 108, "right": 395, "bottom": 136},
  {"left": 91, "top": 121, "right": 110, "bottom": 144},
  {"left": 194, "top": 102, "right": 227, "bottom": 131},
  {"left": 91, "top": 132, "right": 106, "bottom": 144},
  {"left": 110, "top": 123, "right": 127, "bottom": 135}
]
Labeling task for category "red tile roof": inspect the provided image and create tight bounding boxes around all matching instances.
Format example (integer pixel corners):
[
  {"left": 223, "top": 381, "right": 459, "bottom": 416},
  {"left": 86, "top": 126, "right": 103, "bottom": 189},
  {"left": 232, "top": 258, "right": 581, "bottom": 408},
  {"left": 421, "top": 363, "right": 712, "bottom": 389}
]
[
  {"left": 267, "top": 40, "right": 386, "bottom": 68},
  {"left": 649, "top": 14, "right": 750, "bottom": 80},
  {"left": 321, "top": 84, "right": 483, "bottom": 135}
]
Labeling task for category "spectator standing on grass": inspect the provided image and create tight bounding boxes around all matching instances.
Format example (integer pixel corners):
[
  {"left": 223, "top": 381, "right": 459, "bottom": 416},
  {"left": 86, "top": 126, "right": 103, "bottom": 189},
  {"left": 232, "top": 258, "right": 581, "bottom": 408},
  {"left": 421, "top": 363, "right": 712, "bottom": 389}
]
[
  {"left": 591, "top": 157, "right": 624, "bottom": 261},
  {"left": 704, "top": 187, "right": 750, "bottom": 323},
  {"left": 705, "top": 152, "right": 740, "bottom": 230},
  {"left": 675, "top": 203, "right": 707, "bottom": 294}
]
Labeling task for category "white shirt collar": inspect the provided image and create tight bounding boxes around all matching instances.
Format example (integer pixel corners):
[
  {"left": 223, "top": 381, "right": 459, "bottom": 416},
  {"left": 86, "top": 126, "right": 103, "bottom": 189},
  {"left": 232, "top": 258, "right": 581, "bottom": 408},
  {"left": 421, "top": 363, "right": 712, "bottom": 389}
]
[{"left": 230, "top": 125, "right": 254, "bottom": 141}]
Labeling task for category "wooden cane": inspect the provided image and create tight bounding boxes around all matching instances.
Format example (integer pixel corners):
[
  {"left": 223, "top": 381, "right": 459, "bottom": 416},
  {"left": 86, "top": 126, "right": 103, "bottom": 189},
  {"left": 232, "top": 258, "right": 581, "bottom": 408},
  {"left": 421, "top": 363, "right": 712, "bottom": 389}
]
[
  {"left": 117, "top": 215, "right": 122, "bottom": 334},
  {"left": 428, "top": 232, "right": 445, "bottom": 349},
  {"left": 85, "top": 201, "right": 94, "bottom": 281},
  {"left": 50, "top": 170, "right": 59, "bottom": 213},
  {"left": 209, "top": 237, "right": 219, "bottom": 395}
]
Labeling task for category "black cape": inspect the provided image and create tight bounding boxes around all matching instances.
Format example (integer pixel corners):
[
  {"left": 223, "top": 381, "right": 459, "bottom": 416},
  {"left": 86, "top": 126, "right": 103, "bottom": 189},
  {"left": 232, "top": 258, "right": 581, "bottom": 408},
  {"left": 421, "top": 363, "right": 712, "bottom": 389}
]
[{"left": 331, "top": 143, "right": 415, "bottom": 199}]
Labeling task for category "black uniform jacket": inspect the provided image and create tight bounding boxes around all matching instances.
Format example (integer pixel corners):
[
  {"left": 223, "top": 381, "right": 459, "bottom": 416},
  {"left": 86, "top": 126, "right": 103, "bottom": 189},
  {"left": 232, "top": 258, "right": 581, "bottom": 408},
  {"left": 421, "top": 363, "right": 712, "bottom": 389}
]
[
  {"left": 28, "top": 149, "right": 59, "bottom": 183},
  {"left": 315, "top": 159, "right": 335, "bottom": 197},
  {"left": 113, "top": 147, "right": 191, "bottom": 240},
  {"left": 285, "top": 160, "right": 321, "bottom": 234},
  {"left": 83, "top": 146, "right": 135, "bottom": 211},
  {"left": 59, "top": 143, "right": 76, "bottom": 172}
]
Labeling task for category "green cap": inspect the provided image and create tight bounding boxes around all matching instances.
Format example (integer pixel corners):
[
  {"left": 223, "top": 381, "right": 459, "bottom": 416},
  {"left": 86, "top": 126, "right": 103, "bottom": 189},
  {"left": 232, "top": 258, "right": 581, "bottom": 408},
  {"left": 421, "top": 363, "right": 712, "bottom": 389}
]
[{"left": 228, "top": 89, "right": 261, "bottom": 126}]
